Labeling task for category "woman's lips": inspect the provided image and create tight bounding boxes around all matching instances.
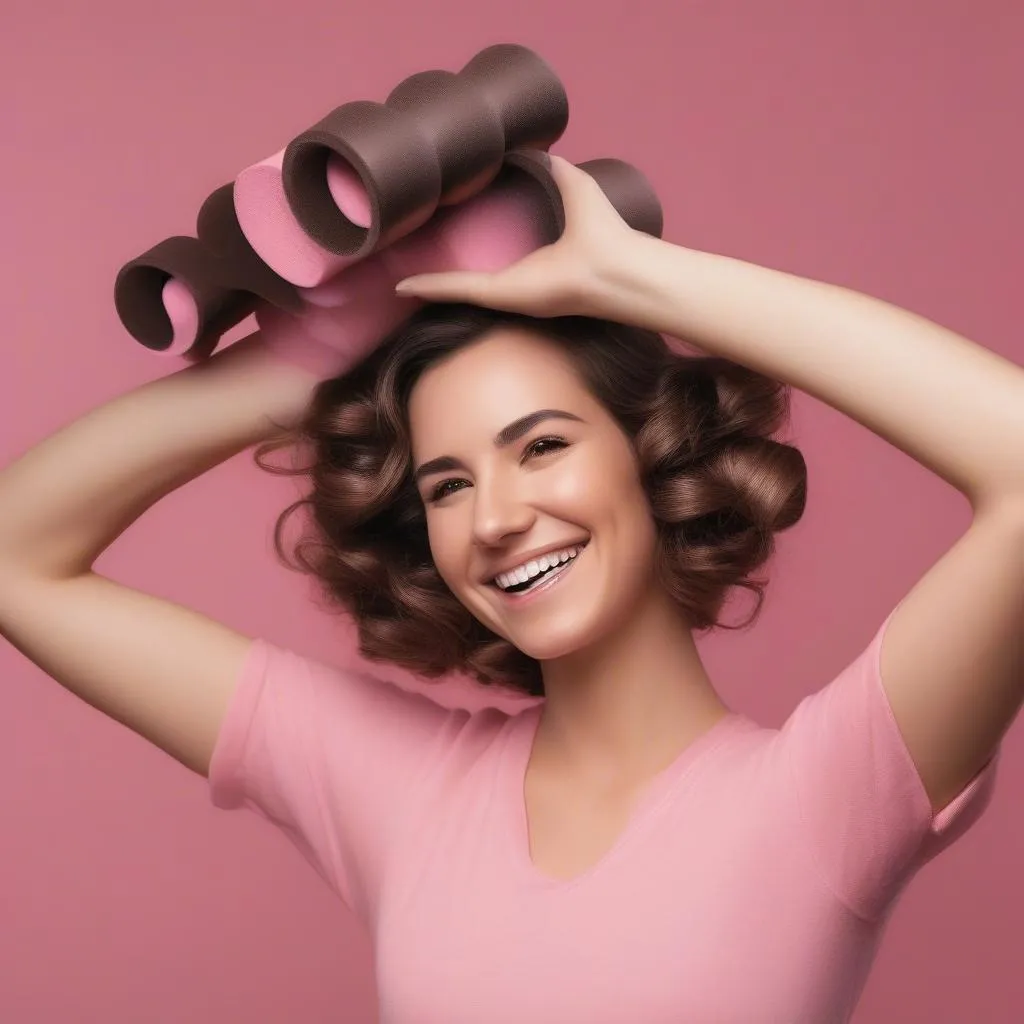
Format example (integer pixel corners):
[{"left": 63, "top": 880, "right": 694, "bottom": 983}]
[{"left": 491, "top": 543, "right": 587, "bottom": 606}]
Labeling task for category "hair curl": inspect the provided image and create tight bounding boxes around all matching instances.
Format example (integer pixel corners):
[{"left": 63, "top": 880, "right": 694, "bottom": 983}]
[{"left": 255, "top": 303, "right": 807, "bottom": 697}]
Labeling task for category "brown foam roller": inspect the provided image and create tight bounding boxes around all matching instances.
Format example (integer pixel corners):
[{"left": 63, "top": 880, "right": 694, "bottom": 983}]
[
  {"left": 385, "top": 70, "right": 505, "bottom": 209},
  {"left": 458, "top": 44, "right": 569, "bottom": 151},
  {"left": 195, "top": 185, "right": 301, "bottom": 312},
  {"left": 281, "top": 43, "right": 568, "bottom": 259},
  {"left": 502, "top": 150, "right": 664, "bottom": 239},
  {"left": 114, "top": 236, "right": 252, "bottom": 355},
  {"left": 577, "top": 158, "right": 664, "bottom": 238},
  {"left": 114, "top": 184, "right": 300, "bottom": 353}
]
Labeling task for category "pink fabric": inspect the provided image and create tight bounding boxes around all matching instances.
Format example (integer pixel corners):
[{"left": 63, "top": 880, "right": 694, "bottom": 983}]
[{"left": 208, "top": 608, "right": 998, "bottom": 1023}]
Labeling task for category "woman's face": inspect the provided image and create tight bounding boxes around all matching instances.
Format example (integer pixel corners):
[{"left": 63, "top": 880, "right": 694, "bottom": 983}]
[{"left": 408, "top": 327, "right": 660, "bottom": 661}]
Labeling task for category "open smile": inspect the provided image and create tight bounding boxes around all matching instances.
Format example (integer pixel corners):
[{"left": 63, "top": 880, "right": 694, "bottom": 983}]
[{"left": 489, "top": 542, "right": 589, "bottom": 606}]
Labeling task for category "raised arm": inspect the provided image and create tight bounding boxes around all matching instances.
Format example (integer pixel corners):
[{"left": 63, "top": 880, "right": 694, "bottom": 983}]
[
  {"left": 0, "top": 334, "right": 319, "bottom": 776},
  {"left": 394, "top": 155, "right": 1024, "bottom": 814},
  {"left": 598, "top": 235, "right": 1024, "bottom": 813}
]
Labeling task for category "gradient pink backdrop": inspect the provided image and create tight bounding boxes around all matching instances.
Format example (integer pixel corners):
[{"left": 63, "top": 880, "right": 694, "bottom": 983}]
[{"left": 2, "top": 1, "right": 1022, "bottom": 1021}]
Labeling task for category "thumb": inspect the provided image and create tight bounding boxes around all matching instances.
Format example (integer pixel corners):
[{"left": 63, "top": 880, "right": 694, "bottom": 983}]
[{"left": 394, "top": 270, "right": 497, "bottom": 304}]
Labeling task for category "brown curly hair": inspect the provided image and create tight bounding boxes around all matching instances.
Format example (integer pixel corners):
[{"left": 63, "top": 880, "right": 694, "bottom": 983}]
[{"left": 254, "top": 302, "right": 807, "bottom": 697}]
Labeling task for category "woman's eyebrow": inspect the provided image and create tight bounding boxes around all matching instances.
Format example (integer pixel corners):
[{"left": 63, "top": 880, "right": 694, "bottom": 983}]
[
  {"left": 413, "top": 409, "right": 584, "bottom": 484},
  {"left": 493, "top": 408, "right": 584, "bottom": 446}
]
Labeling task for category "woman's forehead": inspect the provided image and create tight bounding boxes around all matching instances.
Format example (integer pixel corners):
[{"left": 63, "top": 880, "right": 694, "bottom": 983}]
[{"left": 407, "top": 331, "right": 595, "bottom": 449}]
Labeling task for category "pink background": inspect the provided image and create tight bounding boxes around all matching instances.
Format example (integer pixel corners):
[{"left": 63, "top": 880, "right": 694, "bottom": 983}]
[{"left": 2, "top": 1, "right": 1022, "bottom": 1021}]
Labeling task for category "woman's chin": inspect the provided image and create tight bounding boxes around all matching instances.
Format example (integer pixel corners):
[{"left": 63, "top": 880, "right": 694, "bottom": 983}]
[{"left": 510, "top": 622, "right": 605, "bottom": 664}]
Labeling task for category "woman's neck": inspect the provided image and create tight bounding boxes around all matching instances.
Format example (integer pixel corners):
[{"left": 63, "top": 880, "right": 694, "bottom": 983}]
[{"left": 535, "top": 588, "right": 731, "bottom": 787}]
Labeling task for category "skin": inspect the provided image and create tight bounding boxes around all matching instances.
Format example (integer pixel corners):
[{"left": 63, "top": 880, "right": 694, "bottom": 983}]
[{"left": 409, "top": 326, "right": 730, "bottom": 791}]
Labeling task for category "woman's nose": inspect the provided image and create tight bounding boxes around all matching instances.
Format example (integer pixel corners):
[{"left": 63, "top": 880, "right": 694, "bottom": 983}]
[{"left": 471, "top": 477, "right": 535, "bottom": 547}]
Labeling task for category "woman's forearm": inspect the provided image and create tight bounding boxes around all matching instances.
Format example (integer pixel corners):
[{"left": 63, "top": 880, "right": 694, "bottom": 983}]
[
  {"left": 600, "top": 234, "right": 1024, "bottom": 511},
  {"left": 0, "top": 333, "right": 318, "bottom": 579}
]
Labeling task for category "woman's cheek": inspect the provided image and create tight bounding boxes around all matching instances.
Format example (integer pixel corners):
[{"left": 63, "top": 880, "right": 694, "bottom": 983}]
[
  {"left": 427, "top": 510, "right": 471, "bottom": 589},
  {"left": 548, "top": 452, "right": 612, "bottom": 508}
]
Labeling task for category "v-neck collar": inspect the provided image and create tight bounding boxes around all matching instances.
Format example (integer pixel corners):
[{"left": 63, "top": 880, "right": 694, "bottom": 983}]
[{"left": 499, "top": 702, "right": 751, "bottom": 890}]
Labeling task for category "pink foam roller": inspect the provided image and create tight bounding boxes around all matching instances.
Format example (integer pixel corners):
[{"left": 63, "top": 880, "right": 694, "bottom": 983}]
[
  {"left": 296, "top": 247, "right": 397, "bottom": 308},
  {"left": 407, "top": 171, "right": 549, "bottom": 274},
  {"left": 261, "top": 164, "right": 554, "bottom": 375},
  {"left": 302, "top": 165, "right": 547, "bottom": 312},
  {"left": 234, "top": 149, "right": 360, "bottom": 287}
]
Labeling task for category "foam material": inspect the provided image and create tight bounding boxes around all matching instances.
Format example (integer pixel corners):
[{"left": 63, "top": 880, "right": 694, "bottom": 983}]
[
  {"left": 113, "top": 44, "right": 664, "bottom": 366},
  {"left": 276, "top": 44, "right": 568, "bottom": 262}
]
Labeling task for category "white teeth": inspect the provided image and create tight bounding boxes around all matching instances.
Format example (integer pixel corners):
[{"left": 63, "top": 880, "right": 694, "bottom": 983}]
[{"left": 493, "top": 544, "right": 585, "bottom": 591}]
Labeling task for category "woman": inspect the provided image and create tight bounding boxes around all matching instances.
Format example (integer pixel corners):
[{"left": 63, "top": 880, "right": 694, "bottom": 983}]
[{"left": 0, "top": 156, "right": 1021, "bottom": 1022}]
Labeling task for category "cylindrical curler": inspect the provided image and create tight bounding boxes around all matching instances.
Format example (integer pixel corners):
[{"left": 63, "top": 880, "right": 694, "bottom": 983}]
[
  {"left": 384, "top": 69, "right": 505, "bottom": 209},
  {"left": 501, "top": 150, "right": 664, "bottom": 239},
  {"left": 115, "top": 184, "right": 300, "bottom": 357},
  {"left": 281, "top": 100, "right": 442, "bottom": 259},
  {"left": 279, "top": 43, "right": 568, "bottom": 261},
  {"left": 261, "top": 152, "right": 663, "bottom": 379},
  {"left": 458, "top": 44, "right": 569, "bottom": 151},
  {"left": 385, "top": 162, "right": 558, "bottom": 280},
  {"left": 234, "top": 148, "right": 371, "bottom": 287},
  {"left": 576, "top": 157, "right": 664, "bottom": 238},
  {"left": 196, "top": 185, "right": 300, "bottom": 311},
  {"left": 114, "top": 236, "right": 254, "bottom": 358}
]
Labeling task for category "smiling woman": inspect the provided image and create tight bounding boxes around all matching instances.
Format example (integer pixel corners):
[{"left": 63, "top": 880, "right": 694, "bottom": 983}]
[
  {"left": 4, "top": 191, "right": 1015, "bottom": 1024},
  {"left": 255, "top": 301, "right": 807, "bottom": 697},
  {"left": 232, "top": 288, "right": 1007, "bottom": 1022}
]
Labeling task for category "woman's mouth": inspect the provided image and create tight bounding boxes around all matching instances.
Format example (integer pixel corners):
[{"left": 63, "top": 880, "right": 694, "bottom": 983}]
[{"left": 489, "top": 542, "right": 588, "bottom": 606}]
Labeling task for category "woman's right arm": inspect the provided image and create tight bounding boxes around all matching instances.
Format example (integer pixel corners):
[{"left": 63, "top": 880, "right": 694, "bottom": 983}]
[{"left": 0, "top": 333, "right": 321, "bottom": 777}]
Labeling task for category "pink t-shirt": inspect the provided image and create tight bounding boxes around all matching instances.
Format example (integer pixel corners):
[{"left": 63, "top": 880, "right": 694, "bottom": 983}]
[{"left": 208, "top": 607, "right": 998, "bottom": 1023}]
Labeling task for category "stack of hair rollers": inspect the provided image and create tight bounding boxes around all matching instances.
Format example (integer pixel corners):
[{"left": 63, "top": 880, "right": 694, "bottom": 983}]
[{"left": 114, "top": 44, "right": 665, "bottom": 376}]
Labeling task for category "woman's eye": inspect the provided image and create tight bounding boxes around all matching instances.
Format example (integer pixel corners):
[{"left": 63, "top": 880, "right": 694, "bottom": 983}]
[
  {"left": 525, "top": 436, "right": 569, "bottom": 459},
  {"left": 427, "top": 438, "right": 568, "bottom": 503},
  {"left": 429, "top": 479, "right": 467, "bottom": 503}
]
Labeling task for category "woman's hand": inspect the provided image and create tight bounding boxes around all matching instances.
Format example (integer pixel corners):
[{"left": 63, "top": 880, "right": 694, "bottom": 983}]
[{"left": 393, "top": 155, "right": 644, "bottom": 319}]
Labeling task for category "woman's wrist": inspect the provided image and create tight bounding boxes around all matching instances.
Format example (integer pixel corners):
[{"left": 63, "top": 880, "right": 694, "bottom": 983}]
[
  {"left": 584, "top": 230, "right": 683, "bottom": 328},
  {"left": 202, "top": 331, "right": 323, "bottom": 434}
]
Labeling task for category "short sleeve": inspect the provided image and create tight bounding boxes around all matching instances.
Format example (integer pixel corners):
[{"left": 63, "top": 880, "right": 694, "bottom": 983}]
[
  {"left": 781, "top": 607, "right": 1000, "bottom": 921},
  {"left": 208, "top": 638, "right": 460, "bottom": 925}
]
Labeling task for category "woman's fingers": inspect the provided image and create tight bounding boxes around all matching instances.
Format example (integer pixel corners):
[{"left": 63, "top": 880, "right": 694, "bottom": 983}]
[
  {"left": 549, "top": 155, "right": 614, "bottom": 222},
  {"left": 394, "top": 270, "right": 496, "bottom": 303}
]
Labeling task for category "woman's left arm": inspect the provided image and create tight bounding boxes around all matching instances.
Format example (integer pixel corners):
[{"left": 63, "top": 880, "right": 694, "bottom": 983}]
[
  {"left": 603, "top": 234, "right": 1024, "bottom": 813},
  {"left": 394, "top": 155, "right": 1024, "bottom": 813}
]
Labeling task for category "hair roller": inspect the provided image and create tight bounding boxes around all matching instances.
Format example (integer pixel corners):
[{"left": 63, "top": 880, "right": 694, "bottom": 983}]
[
  {"left": 113, "top": 44, "right": 663, "bottom": 364},
  {"left": 114, "top": 184, "right": 300, "bottom": 356},
  {"left": 279, "top": 43, "right": 568, "bottom": 259}
]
